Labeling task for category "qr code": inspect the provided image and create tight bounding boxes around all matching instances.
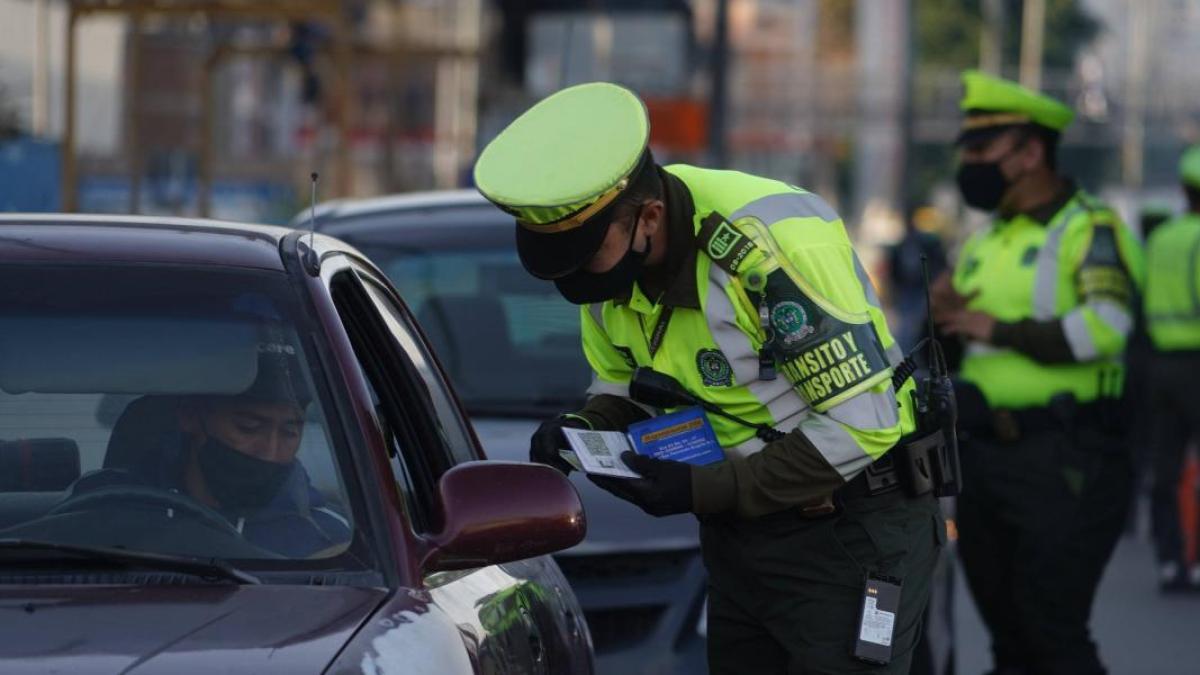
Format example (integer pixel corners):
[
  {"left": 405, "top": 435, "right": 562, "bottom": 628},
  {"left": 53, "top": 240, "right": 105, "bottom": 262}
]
[{"left": 581, "top": 432, "right": 616, "bottom": 467}]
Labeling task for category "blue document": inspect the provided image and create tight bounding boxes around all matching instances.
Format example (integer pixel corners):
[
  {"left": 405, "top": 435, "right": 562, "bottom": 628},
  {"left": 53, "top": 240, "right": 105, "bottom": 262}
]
[{"left": 627, "top": 407, "right": 725, "bottom": 466}]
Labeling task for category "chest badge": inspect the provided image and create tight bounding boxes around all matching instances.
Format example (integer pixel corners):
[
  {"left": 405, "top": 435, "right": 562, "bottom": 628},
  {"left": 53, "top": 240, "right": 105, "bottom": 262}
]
[
  {"left": 696, "top": 349, "right": 734, "bottom": 387},
  {"left": 771, "top": 301, "right": 816, "bottom": 346},
  {"left": 1020, "top": 246, "right": 1039, "bottom": 266}
]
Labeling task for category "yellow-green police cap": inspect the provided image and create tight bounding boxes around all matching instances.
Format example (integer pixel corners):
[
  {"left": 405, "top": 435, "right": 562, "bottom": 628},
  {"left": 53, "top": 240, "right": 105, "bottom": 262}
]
[
  {"left": 1180, "top": 145, "right": 1200, "bottom": 189},
  {"left": 474, "top": 82, "right": 650, "bottom": 279},
  {"left": 957, "top": 70, "right": 1074, "bottom": 144}
]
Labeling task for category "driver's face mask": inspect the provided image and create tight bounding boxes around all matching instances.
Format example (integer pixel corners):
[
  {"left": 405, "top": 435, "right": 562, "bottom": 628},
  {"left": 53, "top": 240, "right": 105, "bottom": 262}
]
[{"left": 196, "top": 428, "right": 293, "bottom": 512}]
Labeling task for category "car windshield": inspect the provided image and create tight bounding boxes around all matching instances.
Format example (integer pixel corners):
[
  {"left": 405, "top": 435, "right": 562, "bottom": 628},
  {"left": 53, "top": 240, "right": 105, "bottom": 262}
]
[
  {"left": 0, "top": 265, "right": 359, "bottom": 566},
  {"left": 337, "top": 206, "right": 590, "bottom": 417}
]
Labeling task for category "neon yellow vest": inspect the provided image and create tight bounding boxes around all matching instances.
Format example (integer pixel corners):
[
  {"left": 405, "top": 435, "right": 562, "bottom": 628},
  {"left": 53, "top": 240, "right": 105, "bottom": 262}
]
[
  {"left": 1144, "top": 214, "right": 1200, "bottom": 351},
  {"left": 953, "top": 191, "right": 1144, "bottom": 408},
  {"left": 581, "top": 165, "right": 914, "bottom": 480}
]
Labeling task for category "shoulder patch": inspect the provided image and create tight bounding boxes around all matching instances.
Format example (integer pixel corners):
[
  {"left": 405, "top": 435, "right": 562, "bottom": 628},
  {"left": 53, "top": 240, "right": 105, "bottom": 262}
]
[
  {"left": 760, "top": 269, "right": 890, "bottom": 410},
  {"left": 698, "top": 212, "right": 757, "bottom": 275}
]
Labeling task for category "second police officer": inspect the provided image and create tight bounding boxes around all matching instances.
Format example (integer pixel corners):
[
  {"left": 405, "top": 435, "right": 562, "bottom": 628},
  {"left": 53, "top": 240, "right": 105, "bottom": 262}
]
[
  {"left": 933, "top": 71, "right": 1144, "bottom": 675},
  {"left": 473, "top": 82, "right": 946, "bottom": 674},
  {"left": 1144, "top": 145, "right": 1200, "bottom": 592}
]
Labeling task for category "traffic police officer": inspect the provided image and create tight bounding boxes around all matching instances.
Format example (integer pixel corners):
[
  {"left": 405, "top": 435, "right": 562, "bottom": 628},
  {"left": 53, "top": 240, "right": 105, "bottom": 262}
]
[
  {"left": 474, "top": 82, "right": 944, "bottom": 674},
  {"left": 933, "top": 71, "right": 1144, "bottom": 675},
  {"left": 1145, "top": 145, "right": 1200, "bottom": 591}
]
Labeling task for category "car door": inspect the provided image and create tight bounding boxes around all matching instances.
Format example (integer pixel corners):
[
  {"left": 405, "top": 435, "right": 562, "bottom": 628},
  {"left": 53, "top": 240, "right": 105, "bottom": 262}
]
[{"left": 324, "top": 255, "right": 589, "bottom": 674}]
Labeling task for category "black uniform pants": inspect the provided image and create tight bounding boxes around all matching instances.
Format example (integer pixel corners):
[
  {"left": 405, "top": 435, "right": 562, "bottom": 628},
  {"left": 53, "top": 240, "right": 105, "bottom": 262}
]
[
  {"left": 957, "top": 425, "right": 1130, "bottom": 675},
  {"left": 1148, "top": 352, "right": 1200, "bottom": 565},
  {"left": 701, "top": 489, "right": 943, "bottom": 674}
]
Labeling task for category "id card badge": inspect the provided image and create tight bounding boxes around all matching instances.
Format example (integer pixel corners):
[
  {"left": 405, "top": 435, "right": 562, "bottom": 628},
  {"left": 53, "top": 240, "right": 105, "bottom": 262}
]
[
  {"left": 626, "top": 407, "right": 725, "bottom": 466},
  {"left": 853, "top": 573, "right": 901, "bottom": 665}
]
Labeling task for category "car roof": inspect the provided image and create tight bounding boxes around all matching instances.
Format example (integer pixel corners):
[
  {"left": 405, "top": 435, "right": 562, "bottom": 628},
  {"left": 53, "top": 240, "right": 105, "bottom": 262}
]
[
  {"left": 305, "top": 189, "right": 494, "bottom": 227},
  {"left": 0, "top": 213, "right": 305, "bottom": 270}
]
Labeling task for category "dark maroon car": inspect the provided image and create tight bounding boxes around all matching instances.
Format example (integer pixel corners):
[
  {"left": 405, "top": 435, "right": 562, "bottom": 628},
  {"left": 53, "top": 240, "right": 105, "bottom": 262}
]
[{"left": 0, "top": 214, "right": 591, "bottom": 674}]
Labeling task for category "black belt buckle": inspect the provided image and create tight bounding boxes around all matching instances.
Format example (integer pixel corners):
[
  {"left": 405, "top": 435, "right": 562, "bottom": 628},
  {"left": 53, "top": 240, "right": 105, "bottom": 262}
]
[{"left": 863, "top": 455, "right": 901, "bottom": 496}]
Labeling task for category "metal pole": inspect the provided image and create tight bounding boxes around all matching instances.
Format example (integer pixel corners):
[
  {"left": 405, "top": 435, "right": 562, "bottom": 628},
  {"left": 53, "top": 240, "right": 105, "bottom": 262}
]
[
  {"left": 126, "top": 17, "right": 143, "bottom": 213},
  {"left": 61, "top": 6, "right": 79, "bottom": 212},
  {"left": 1019, "top": 0, "right": 1045, "bottom": 91},
  {"left": 331, "top": 13, "right": 353, "bottom": 197},
  {"left": 32, "top": 0, "right": 50, "bottom": 135},
  {"left": 708, "top": 0, "right": 729, "bottom": 168},
  {"left": 1122, "top": 0, "right": 1149, "bottom": 188},
  {"left": 198, "top": 49, "right": 218, "bottom": 217},
  {"left": 980, "top": 0, "right": 1005, "bottom": 75}
]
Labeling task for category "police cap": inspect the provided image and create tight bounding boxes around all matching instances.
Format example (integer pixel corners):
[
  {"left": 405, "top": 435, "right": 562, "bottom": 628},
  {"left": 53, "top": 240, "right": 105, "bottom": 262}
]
[
  {"left": 473, "top": 82, "right": 651, "bottom": 280},
  {"left": 957, "top": 70, "right": 1074, "bottom": 146}
]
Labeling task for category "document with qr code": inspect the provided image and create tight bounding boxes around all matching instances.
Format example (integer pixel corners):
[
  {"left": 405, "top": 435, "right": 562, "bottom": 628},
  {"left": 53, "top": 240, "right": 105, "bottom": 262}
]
[{"left": 560, "top": 428, "right": 641, "bottom": 478}]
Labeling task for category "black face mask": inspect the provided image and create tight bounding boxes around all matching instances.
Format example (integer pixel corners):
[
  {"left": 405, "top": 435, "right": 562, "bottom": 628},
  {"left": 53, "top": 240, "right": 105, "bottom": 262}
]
[
  {"left": 554, "top": 209, "right": 650, "bottom": 305},
  {"left": 196, "top": 435, "right": 294, "bottom": 512},
  {"left": 955, "top": 161, "right": 1011, "bottom": 211},
  {"left": 955, "top": 138, "right": 1032, "bottom": 212}
]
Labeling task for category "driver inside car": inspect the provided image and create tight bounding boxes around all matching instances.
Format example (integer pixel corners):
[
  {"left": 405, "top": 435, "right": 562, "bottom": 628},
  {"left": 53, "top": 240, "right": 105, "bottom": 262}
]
[{"left": 69, "top": 345, "right": 352, "bottom": 558}]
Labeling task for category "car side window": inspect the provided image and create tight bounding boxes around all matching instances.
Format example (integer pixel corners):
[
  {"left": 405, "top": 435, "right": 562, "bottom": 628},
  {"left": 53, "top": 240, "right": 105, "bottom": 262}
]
[
  {"left": 330, "top": 270, "right": 452, "bottom": 533},
  {"left": 352, "top": 266, "right": 477, "bottom": 466}
]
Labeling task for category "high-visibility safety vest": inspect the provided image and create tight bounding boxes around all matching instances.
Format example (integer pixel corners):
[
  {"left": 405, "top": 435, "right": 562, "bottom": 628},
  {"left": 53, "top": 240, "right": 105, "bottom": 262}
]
[
  {"left": 952, "top": 190, "right": 1144, "bottom": 409},
  {"left": 581, "top": 165, "right": 914, "bottom": 481},
  {"left": 1144, "top": 214, "right": 1200, "bottom": 351}
]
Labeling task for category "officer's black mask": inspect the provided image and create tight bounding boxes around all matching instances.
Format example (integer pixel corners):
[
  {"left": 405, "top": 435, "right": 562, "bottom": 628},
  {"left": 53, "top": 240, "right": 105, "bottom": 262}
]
[
  {"left": 555, "top": 205, "right": 650, "bottom": 305},
  {"left": 955, "top": 136, "right": 1028, "bottom": 212}
]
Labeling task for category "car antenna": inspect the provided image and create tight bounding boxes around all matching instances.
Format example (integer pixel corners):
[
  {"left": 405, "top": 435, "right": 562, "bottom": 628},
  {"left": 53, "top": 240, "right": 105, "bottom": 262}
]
[{"left": 302, "top": 172, "right": 320, "bottom": 275}]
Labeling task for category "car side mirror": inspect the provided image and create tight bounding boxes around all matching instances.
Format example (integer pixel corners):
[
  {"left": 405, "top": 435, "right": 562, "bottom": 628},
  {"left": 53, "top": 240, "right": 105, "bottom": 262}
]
[{"left": 422, "top": 461, "right": 586, "bottom": 572}]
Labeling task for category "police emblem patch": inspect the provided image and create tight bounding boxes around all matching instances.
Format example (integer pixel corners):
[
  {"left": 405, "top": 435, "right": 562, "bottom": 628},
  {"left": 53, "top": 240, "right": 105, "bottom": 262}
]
[
  {"left": 706, "top": 222, "right": 744, "bottom": 260},
  {"left": 771, "top": 301, "right": 816, "bottom": 346},
  {"left": 696, "top": 349, "right": 734, "bottom": 387}
]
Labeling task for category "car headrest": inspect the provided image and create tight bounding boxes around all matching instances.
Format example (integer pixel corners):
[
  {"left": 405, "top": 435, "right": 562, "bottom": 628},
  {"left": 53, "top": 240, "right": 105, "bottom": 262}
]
[
  {"left": 103, "top": 395, "right": 184, "bottom": 477},
  {"left": 0, "top": 438, "right": 81, "bottom": 491}
]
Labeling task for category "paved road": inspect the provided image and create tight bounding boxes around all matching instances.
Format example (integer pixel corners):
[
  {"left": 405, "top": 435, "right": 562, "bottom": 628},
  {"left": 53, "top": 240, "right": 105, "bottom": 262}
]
[{"left": 954, "top": 526, "right": 1200, "bottom": 675}]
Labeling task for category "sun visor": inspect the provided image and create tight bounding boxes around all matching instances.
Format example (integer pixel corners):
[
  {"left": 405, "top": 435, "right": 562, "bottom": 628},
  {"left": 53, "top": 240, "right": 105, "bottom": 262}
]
[{"left": 0, "top": 317, "right": 261, "bottom": 395}]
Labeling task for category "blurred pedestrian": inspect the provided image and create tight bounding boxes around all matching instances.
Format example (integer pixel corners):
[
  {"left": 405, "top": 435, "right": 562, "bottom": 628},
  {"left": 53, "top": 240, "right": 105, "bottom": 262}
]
[
  {"left": 1122, "top": 204, "right": 1177, "bottom": 537},
  {"left": 886, "top": 210, "right": 948, "bottom": 352},
  {"left": 1144, "top": 145, "right": 1200, "bottom": 592},
  {"left": 932, "top": 71, "right": 1144, "bottom": 675}
]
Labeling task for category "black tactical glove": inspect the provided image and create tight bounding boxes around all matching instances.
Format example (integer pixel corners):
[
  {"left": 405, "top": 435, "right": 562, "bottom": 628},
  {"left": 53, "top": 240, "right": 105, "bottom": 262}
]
[
  {"left": 529, "top": 415, "right": 590, "bottom": 475},
  {"left": 589, "top": 452, "right": 693, "bottom": 517}
]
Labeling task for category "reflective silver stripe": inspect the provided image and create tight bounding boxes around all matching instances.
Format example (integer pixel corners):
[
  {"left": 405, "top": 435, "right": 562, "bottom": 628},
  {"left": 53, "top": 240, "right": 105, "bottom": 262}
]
[
  {"left": 587, "top": 376, "right": 628, "bottom": 398},
  {"left": 706, "top": 267, "right": 802, "bottom": 435},
  {"left": 852, "top": 252, "right": 883, "bottom": 310},
  {"left": 965, "top": 341, "right": 1003, "bottom": 357},
  {"left": 1062, "top": 308, "right": 1098, "bottom": 361},
  {"left": 1031, "top": 205, "right": 1086, "bottom": 319},
  {"left": 852, "top": 251, "right": 905, "bottom": 367},
  {"left": 587, "top": 302, "right": 605, "bottom": 328},
  {"left": 886, "top": 342, "right": 904, "bottom": 367},
  {"left": 1091, "top": 300, "right": 1133, "bottom": 337},
  {"left": 796, "top": 413, "right": 875, "bottom": 480},
  {"left": 729, "top": 191, "right": 839, "bottom": 225},
  {"left": 825, "top": 389, "right": 899, "bottom": 431},
  {"left": 584, "top": 377, "right": 656, "bottom": 416}
]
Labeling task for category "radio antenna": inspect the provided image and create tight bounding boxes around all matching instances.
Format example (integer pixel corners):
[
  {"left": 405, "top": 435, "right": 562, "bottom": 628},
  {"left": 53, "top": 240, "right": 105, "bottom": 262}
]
[
  {"left": 921, "top": 255, "right": 946, "bottom": 377},
  {"left": 301, "top": 172, "right": 320, "bottom": 275},
  {"left": 308, "top": 172, "right": 319, "bottom": 249}
]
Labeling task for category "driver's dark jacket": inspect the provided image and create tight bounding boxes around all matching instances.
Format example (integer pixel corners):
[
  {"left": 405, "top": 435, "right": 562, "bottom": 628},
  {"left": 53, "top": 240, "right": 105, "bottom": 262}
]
[{"left": 71, "top": 451, "right": 351, "bottom": 558}]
